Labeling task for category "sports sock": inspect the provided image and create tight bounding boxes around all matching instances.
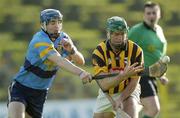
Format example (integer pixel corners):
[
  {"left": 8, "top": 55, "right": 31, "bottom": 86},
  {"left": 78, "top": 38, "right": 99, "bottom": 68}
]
[{"left": 142, "top": 115, "right": 152, "bottom": 118}]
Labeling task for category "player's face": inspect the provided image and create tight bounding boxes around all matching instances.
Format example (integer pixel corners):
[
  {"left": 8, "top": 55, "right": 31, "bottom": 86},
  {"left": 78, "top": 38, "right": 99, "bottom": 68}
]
[
  {"left": 109, "top": 31, "right": 127, "bottom": 51},
  {"left": 46, "top": 19, "right": 62, "bottom": 35},
  {"left": 144, "top": 6, "right": 161, "bottom": 27}
]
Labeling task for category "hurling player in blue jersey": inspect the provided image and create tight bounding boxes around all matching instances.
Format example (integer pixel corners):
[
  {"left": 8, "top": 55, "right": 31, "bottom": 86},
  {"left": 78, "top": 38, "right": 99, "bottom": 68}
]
[{"left": 8, "top": 9, "right": 91, "bottom": 118}]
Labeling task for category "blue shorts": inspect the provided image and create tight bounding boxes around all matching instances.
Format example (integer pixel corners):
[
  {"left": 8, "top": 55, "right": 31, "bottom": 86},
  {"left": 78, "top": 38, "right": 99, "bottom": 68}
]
[{"left": 8, "top": 81, "right": 48, "bottom": 118}]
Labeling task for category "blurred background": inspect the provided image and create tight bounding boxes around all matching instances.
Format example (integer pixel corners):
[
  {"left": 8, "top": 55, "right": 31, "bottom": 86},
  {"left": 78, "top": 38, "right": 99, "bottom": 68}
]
[{"left": 0, "top": 0, "right": 179, "bottom": 117}]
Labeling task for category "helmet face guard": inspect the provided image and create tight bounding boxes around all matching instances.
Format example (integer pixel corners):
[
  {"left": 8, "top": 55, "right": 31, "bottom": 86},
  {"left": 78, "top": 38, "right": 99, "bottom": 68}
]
[
  {"left": 106, "top": 16, "right": 129, "bottom": 33},
  {"left": 40, "top": 9, "right": 63, "bottom": 38},
  {"left": 110, "top": 40, "right": 127, "bottom": 51}
]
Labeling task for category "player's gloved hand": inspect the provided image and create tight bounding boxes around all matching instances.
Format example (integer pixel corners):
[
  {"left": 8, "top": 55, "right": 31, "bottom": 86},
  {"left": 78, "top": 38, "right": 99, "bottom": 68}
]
[
  {"left": 79, "top": 71, "right": 92, "bottom": 84},
  {"left": 147, "top": 56, "right": 170, "bottom": 78},
  {"left": 159, "top": 75, "right": 169, "bottom": 85},
  {"left": 114, "top": 97, "right": 123, "bottom": 111},
  {"left": 148, "top": 61, "right": 167, "bottom": 78}
]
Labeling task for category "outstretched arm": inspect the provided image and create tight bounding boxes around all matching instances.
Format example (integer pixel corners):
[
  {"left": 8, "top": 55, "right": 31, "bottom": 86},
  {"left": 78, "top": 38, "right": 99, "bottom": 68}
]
[{"left": 48, "top": 52, "right": 91, "bottom": 84}]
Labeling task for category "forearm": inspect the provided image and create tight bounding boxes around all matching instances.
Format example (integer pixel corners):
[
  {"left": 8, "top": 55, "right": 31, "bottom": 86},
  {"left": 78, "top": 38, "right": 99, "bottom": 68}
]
[
  {"left": 119, "top": 78, "right": 139, "bottom": 101},
  {"left": 48, "top": 53, "right": 84, "bottom": 76},
  {"left": 97, "top": 73, "right": 128, "bottom": 91},
  {"left": 138, "top": 67, "right": 149, "bottom": 76}
]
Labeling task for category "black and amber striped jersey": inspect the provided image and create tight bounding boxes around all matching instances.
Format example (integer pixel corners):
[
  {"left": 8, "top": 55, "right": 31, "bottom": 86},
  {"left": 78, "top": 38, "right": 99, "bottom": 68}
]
[{"left": 92, "top": 40, "right": 143, "bottom": 94}]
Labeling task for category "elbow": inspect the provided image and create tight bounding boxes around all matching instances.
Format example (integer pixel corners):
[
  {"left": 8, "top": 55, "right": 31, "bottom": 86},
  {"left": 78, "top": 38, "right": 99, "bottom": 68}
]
[
  {"left": 80, "top": 53, "right": 85, "bottom": 65},
  {"left": 77, "top": 57, "right": 85, "bottom": 65},
  {"left": 73, "top": 52, "right": 85, "bottom": 65},
  {"left": 81, "top": 59, "right": 85, "bottom": 65}
]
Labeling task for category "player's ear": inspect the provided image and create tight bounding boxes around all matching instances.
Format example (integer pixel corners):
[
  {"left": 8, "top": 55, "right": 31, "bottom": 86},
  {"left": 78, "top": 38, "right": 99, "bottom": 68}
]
[{"left": 106, "top": 31, "right": 110, "bottom": 39}]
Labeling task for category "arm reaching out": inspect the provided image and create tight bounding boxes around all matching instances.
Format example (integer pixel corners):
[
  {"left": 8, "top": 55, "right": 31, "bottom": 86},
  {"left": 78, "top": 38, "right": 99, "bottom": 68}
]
[{"left": 48, "top": 52, "right": 91, "bottom": 84}]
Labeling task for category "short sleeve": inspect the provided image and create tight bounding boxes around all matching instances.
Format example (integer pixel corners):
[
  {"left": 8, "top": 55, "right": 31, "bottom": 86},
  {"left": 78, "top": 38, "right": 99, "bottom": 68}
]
[{"left": 92, "top": 47, "right": 108, "bottom": 75}]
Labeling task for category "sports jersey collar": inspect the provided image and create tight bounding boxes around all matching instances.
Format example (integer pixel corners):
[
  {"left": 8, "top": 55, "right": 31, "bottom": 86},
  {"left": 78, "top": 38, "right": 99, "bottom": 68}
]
[
  {"left": 143, "top": 22, "right": 156, "bottom": 32},
  {"left": 40, "top": 29, "right": 59, "bottom": 42},
  {"left": 40, "top": 29, "right": 50, "bottom": 37}
]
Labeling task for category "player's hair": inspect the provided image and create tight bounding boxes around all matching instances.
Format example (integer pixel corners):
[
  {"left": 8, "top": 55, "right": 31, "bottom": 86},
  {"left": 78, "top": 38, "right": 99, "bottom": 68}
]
[
  {"left": 144, "top": 1, "right": 163, "bottom": 18},
  {"left": 144, "top": 1, "right": 160, "bottom": 10}
]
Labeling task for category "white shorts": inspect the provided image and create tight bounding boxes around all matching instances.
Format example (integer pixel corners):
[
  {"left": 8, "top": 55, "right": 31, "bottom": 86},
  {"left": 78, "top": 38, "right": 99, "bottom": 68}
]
[{"left": 93, "top": 84, "right": 141, "bottom": 113}]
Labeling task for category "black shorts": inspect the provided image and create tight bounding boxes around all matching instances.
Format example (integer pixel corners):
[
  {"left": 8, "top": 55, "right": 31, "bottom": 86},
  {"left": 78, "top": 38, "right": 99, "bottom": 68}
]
[
  {"left": 8, "top": 81, "right": 48, "bottom": 118},
  {"left": 140, "top": 76, "right": 158, "bottom": 98}
]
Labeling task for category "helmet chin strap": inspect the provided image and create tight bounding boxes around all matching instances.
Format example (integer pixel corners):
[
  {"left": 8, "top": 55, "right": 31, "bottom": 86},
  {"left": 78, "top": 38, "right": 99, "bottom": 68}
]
[
  {"left": 41, "top": 22, "right": 47, "bottom": 31},
  {"left": 107, "top": 32, "right": 126, "bottom": 51},
  {"left": 41, "top": 22, "right": 60, "bottom": 39},
  {"left": 109, "top": 39, "right": 127, "bottom": 52},
  {"left": 48, "top": 33, "right": 60, "bottom": 39}
]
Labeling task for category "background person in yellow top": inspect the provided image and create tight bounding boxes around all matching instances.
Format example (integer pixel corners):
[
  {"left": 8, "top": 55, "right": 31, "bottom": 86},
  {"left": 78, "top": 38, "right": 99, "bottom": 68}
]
[
  {"left": 128, "top": 1, "right": 169, "bottom": 118},
  {"left": 92, "top": 16, "right": 144, "bottom": 118}
]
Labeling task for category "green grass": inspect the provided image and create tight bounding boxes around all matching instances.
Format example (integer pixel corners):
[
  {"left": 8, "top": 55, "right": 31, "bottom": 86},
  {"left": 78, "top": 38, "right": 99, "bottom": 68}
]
[
  {"left": 167, "top": 42, "right": 180, "bottom": 54},
  {"left": 159, "top": 64, "right": 180, "bottom": 118},
  {"left": 0, "top": 33, "right": 27, "bottom": 51}
]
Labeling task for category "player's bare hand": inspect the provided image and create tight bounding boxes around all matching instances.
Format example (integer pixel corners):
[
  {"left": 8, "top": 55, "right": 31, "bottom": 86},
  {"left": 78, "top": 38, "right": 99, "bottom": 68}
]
[
  {"left": 114, "top": 97, "right": 123, "bottom": 111},
  {"left": 61, "top": 38, "right": 74, "bottom": 52},
  {"left": 123, "top": 62, "right": 144, "bottom": 78},
  {"left": 79, "top": 71, "right": 92, "bottom": 84}
]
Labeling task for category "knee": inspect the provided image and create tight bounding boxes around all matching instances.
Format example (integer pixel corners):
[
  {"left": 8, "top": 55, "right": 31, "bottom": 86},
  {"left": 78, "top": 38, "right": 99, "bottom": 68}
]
[
  {"left": 93, "top": 112, "right": 115, "bottom": 118},
  {"left": 153, "top": 106, "right": 160, "bottom": 115},
  {"left": 8, "top": 113, "right": 25, "bottom": 118},
  {"left": 8, "top": 103, "right": 25, "bottom": 118},
  {"left": 144, "top": 105, "right": 160, "bottom": 117}
]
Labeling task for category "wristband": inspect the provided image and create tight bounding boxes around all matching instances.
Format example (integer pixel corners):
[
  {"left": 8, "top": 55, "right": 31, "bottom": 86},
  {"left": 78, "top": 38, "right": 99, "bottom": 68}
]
[{"left": 79, "top": 71, "right": 84, "bottom": 77}]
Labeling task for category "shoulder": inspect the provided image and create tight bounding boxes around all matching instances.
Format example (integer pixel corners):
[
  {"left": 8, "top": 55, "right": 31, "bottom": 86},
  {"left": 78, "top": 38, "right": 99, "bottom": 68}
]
[
  {"left": 128, "top": 23, "right": 146, "bottom": 42},
  {"left": 93, "top": 41, "right": 106, "bottom": 53},
  {"left": 129, "top": 23, "right": 144, "bottom": 31},
  {"left": 96, "top": 41, "right": 106, "bottom": 49},
  {"left": 128, "top": 23, "right": 144, "bottom": 38},
  {"left": 98, "top": 41, "right": 106, "bottom": 47},
  {"left": 156, "top": 24, "right": 163, "bottom": 32},
  {"left": 30, "top": 31, "right": 53, "bottom": 48},
  {"left": 128, "top": 40, "right": 143, "bottom": 51},
  {"left": 60, "top": 32, "right": 70, "bottom": 39},
  {"left": 32, "top": 30, "right": 49, "bottom": 41}
]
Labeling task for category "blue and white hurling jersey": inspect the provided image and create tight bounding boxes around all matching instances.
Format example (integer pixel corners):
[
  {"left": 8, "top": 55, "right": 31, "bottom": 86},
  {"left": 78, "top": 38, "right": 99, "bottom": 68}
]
[{"left": 14, "top": 30, "right": 69, "bottom": 90}]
